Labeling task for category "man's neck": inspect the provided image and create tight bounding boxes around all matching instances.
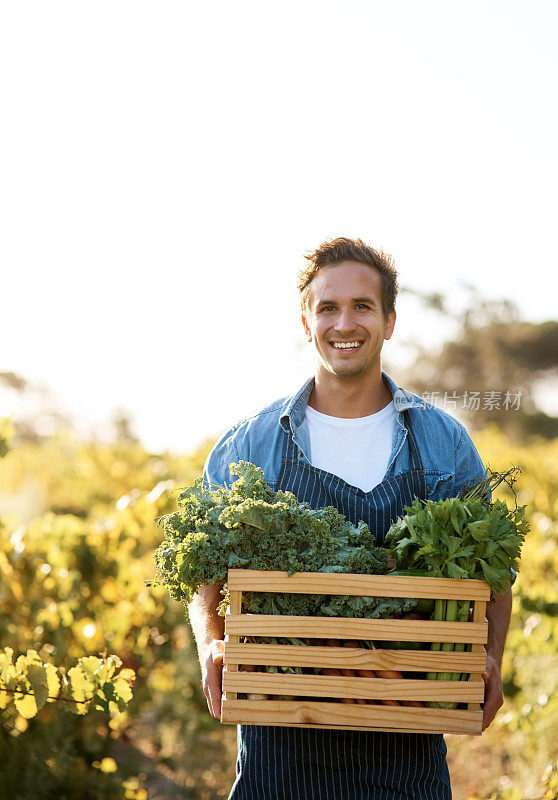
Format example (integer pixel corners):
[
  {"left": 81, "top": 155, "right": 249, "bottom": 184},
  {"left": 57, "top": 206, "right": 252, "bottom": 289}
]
[{"left": 308, "top": 369, "right": 393, "bottom": 418}]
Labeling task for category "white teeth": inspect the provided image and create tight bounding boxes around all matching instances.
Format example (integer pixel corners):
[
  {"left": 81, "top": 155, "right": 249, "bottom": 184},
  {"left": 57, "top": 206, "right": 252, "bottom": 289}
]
[{"left": 332, "top": 341, "right": 362, "bottom": 349}]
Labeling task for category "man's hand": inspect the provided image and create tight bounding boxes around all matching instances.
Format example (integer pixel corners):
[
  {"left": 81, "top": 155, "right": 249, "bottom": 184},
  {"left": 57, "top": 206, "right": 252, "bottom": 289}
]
[
  {"left": 187, "top": 583, "right": 226, "bottom": 720},
  {"left": 482, "top": 652, "right": 504, "bottom": 731},
  {"left": 201, "top": 639, "right": 225, "bottom": 720}
]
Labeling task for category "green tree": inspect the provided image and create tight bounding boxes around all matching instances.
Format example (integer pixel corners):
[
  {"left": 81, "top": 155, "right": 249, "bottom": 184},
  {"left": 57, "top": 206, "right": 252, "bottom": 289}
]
[{"left": 399, "top": 285, "right": 558, "bottom": 438}]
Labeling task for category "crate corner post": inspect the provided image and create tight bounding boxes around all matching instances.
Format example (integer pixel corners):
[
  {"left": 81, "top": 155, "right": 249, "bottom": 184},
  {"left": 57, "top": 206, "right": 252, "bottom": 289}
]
[
  {"left": 466, "top": 590, "right": 489, "bottom": 734},
  {"left": 223, "top": 570, "right": 243, "bottom": 713}
]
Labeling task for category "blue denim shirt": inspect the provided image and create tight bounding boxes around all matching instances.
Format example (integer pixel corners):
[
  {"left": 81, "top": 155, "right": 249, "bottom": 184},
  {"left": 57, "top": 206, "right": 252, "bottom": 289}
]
[{"left": 203, "top": 371, "right": 486, "bottom": 500}]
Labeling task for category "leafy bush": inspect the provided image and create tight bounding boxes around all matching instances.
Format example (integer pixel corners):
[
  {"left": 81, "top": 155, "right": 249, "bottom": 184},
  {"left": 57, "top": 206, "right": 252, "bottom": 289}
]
[
  {"left": 0, "top": 428, "right": 230, "bottom": 799},
  {"left": 1, "top": 420, "right": 557, "bottom": 799}
]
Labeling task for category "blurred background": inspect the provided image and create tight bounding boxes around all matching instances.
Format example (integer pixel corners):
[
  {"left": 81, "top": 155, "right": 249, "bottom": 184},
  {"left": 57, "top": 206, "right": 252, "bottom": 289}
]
[{"left": 1, "top": 1, "right": 557, "bottom": 798}]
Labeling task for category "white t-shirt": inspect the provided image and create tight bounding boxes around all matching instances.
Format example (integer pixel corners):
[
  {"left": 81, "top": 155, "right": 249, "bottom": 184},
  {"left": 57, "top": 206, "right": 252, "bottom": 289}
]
[{"left": 305, "top": 401, "right": 396, "bottom": 493}]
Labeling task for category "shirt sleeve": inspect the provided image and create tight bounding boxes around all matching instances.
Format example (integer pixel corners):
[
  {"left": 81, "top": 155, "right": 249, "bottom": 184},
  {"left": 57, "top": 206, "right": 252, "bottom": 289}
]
[
  {"left": 453, "top": 425, "right": 487, "bottom": 495},
  {"left": 202, "top": 426, "right": 243, "bottom": 488}
]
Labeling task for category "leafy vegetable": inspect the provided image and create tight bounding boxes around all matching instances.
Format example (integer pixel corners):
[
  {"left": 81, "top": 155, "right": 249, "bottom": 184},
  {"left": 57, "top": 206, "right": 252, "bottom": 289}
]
[
  {"left": 385, "top": 467, "right": 529, "bottom": 706},
  {"left": 150, "top": 460, "right": 415, "bottom": 620},
  {"left": 385, "top": 468, "right": 527, "bottom": 591}
]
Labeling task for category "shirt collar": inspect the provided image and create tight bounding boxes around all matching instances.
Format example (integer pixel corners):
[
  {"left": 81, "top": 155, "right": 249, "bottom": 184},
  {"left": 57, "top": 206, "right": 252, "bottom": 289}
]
[
  {"left": 280, "top": 377, "right": 315, "bottom": 431},
  {"left": 279, "top": 371, "right": 424, "bottom": 433}
]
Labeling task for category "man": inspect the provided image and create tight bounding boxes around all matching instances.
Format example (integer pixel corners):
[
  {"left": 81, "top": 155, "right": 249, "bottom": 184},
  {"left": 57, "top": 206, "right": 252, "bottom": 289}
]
[{"left": 189, "top": 237, "right": 511, "bottom": 799}]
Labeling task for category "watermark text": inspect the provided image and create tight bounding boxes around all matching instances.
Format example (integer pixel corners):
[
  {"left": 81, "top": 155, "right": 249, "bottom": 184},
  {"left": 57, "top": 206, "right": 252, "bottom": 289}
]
[{"left": 419, "top": 390, "right": 523, "bottom": 411}]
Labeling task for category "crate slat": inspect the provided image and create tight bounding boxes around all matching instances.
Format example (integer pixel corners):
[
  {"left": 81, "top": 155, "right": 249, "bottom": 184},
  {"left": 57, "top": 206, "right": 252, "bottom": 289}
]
[
  {"left": 227, "top": 569, "right": 490, "bottom": 600},
  {"left": 221, "top": 699, "right": 483, "bottom": 735},
  {"left": 222, "top": 720, "right": 480, "bottom": 734},
  {"left": 223, "top": 672, "right": 485, "bottom": 702},
  {"left": 226, "top": 614, "right": 488, "bottom": 644},
  {"left": 224, "top": 643, "right": 487, "bottom": 672}
]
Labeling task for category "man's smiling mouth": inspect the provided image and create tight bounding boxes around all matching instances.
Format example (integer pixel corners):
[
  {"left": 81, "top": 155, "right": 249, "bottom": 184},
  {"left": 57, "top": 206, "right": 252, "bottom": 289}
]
[{"left": 330, "top": 341, "right": 363, "bottom": 350}]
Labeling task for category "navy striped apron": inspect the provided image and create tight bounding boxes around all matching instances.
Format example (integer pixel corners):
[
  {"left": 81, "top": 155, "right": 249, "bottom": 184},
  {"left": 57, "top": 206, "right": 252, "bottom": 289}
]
[{"left": 228, "top": 409, "right": 452, "bottom": 800}]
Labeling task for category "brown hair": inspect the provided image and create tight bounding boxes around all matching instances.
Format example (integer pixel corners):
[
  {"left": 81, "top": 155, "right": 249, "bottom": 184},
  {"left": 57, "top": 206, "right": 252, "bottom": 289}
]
[{"left": 298, "top": 237, "right": 398, "bottom": 319}]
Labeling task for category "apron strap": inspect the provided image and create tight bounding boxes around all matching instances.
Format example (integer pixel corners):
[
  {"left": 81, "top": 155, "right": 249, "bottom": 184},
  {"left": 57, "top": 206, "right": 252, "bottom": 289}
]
[{"left": 403, "top": 408, "right": 424, "bottom": 473}]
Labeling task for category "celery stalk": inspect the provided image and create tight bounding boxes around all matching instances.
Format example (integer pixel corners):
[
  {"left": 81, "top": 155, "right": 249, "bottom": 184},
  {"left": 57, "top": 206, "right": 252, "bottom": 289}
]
[{"left": 427, "top": 597, "right": 459, "bottom": 708}]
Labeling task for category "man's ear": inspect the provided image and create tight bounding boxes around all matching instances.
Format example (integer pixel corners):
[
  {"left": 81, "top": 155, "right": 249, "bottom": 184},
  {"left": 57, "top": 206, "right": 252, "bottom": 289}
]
[
  {"left": 384, "top": 310, "right": 396, "bottom": 341},
  {"left": 301, "top": 311, "right": 312, "bottom": 342}
]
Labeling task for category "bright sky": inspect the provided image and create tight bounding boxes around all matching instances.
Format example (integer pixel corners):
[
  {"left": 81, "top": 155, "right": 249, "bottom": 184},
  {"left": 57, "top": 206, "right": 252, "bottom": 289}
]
[{"left": 1, "top": 1, "right": 557, "bottom": 454}]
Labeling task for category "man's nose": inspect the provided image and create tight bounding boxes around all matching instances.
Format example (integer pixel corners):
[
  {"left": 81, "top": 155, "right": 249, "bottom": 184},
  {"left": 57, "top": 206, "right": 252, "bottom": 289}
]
[{"left": 334, "top": 308, "right": 357, "bottom": 331}]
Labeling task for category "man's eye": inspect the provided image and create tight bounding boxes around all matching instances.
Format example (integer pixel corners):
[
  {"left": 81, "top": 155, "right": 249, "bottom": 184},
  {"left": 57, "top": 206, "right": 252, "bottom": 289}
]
[
  {"left": 320, "top": 306, "right": 335, "bottom": 313},
  {"left": 355, "top": 304, "right": 370, "bottom": 310}
]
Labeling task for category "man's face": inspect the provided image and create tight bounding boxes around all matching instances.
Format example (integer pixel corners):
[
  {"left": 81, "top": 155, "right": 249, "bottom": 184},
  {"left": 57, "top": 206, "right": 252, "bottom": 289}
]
[{"left": 301, "top": 261, "right": 396, "bottom": 380}]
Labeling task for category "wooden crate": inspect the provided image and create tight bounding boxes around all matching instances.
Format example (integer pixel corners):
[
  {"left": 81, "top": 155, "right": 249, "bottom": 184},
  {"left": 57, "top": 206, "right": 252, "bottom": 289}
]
[{"left": 221, "top": 569, "right": 489, "bottom": 735}]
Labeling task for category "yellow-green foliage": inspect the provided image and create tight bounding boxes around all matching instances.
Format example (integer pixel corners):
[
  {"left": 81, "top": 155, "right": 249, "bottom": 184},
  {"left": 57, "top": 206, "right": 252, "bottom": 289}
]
[
  {"left": 448, "top": 426, "right": 558, "bottom": 799},
  {"left": 0, "top": 431, "right": 224, "bottom": 800},
  {"left": 0, "top": 647, "right": 133, "bottom": 719},
  {"left": 1, "top": 421, "right": 557, "bottom": 799}
]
